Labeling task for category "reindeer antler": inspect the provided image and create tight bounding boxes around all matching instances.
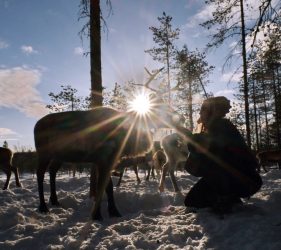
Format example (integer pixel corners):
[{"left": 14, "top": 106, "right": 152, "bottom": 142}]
[{"left": 132, "top": 67, "right": 164, "bottom": 92}]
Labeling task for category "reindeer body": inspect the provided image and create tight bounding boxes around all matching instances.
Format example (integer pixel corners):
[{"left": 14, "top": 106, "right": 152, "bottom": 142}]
[
  {"left": 159, "top": 133, "right": 189, "bottom": 192},
  {"left": 0, "top": 147, "right": 21, "bottom": 189},
  {"left": 34, "top": 107, "right": 152, "bottom": 220},
  {"left": 151, "top": 149, "right": 166, "bottom": 179},
  {"left": 256, "top": 150, "right": 281, "bottom": 172}
]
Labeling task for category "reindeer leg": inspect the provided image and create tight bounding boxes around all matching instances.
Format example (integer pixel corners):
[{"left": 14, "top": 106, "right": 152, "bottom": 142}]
[
  {"left": 2, "top": 165, "right": 11, "bottom": 190},
  {"left": 133, "top": 165, "right": 141, "bottom": 184},
  {"left": 169, "top": 169, "right": 180, "bottom": 192},
  {"left": 262, "top": 164, "right": 268, "bottom": 173},
  {"left": 91, "top": 167, "right": 109, "bottom": 221},
  {"left": 159, "top": 162, "right": 169, "bottom": 192},
  {"left": 37, "top": 157, "right": 50, "bottom": 213},
  {"left": 49, "top": 160, "right": 62, "bottom": 206},
  {"left": 146, "top": 167, "right": 151, "bottom": 181},
  {"left": 106, "top": 177, "right": 121, "bottom": 218},
  {"left": 151, "top": 166, "right": 156, "bottom": 179},
  {"left": 11, "top": 165, "right": 21, "bottom": 187},
  {"left": 89, "top": 166, "right": 97, "bottom": 198},
  {"left": 116, "top": 169, "right": 124, "bottom": 187}
]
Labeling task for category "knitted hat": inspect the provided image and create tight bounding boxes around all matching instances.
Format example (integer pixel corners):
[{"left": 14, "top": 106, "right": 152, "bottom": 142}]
[{"left": 200, "top": 96, "right": 231, "bottom": 119}]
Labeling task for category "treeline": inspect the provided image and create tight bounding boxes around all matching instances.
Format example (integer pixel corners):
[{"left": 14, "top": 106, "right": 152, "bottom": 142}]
[
  {"left": 12, "top": 152, "right": 91, "bottom": 176},
  {"left": 47, "top": 1, "right": 281, "bottom": 152},
  {"left": 233, "top": 25, "right": 281, "bottom": 151}
]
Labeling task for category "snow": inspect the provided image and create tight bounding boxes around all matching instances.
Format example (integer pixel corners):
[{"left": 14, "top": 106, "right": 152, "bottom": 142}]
[{"left": 1, "top": 169, "right": 281, "bottom": 250}]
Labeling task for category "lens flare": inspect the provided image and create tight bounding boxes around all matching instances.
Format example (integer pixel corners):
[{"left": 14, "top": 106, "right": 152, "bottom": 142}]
[{"left": 129, "top": 93, "right": 151, "bottom": 115}]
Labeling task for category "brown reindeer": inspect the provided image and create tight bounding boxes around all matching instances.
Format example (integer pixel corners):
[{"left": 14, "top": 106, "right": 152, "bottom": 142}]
[
  {"left": 114, "top": 155, "right": 147, "bottom": 187},
  {"left": 0, "top": 147, "right": 21, "bottom": 189},
  {"left": 114, "top": 141, "right": 167, "bottom": 186},
  {"left": 158, "top": 132, "right": 189, "bottom": 192},
  {"left": 34, "top": 107, "right": 153, "bottom": 220},
  {"left": 256, "top": 149, "right": 281, "bottom": 172},
  {"left": 149, "top": 149, "right": 166, "bottom": 180}
]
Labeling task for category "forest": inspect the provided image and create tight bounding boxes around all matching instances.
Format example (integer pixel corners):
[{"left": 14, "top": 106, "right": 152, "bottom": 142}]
[
  {"left": 46, "top": 0, "right": 281, "bottom": 152},
  {"left": 1, "top": 1, "right": 281, "bottom": 249}
]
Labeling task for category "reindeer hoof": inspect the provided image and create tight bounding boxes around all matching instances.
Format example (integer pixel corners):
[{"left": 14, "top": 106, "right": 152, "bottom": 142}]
[
  {"left": 51, "top": 201, "right": 60, "bottom": 207},
  {"left": 108, "top": 207, "right": 122, "bottom": 218},
  {"left": 92, "top": 212, "right": 103, "bottom": 221},
  {"left": 39, "top": 204, "right": 49, "bottom": 213},
  {"left": 50, "top": 198, "right": 60, "bottom": 207}
]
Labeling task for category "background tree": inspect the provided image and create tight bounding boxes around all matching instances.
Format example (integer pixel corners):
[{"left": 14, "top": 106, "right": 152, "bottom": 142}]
[
  {"left": 247, "top": 18, "right": 281, "bottom": 150},
  {"left": 104, "top": 82, "right": 128, "bottom": 111},
  {"left": 250, "top": 0, "right": 281, "bottom": 48},
  {"left": 2, "top": 140, "right": 8, "bottom": 148},
  {"left": 175, "top": 45, "right": 214, "bottom": 130},
  {"left": 145, "top": 12, "right": 180, "bottom": 105},
  {"left": 46, "top": 85, "right": 89, "bottom": 112},
  {"left": 228, "top": 101, "right": 246, "bottom": 137},
  {"left": 201, "top": 0, "right": 253, "bottom": 146},
  {"left": 79, "top": 0, "right": 112, "bottom": 108}
]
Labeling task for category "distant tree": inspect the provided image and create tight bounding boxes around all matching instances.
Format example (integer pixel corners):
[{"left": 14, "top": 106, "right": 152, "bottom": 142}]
[
  {"left": 247, "top": 20, "right": 281, "bottom": 149},
  {"left": 46, "top": 85, "right": 89, "bottom": 112},
  {"left": 79, "top": 0, "right": 112, "bottom": 108},
  {"left": 201, "top": 0, "right": 281, "bottom": 148},
  {"left": 228, "top": 101, "right": 246, "bottom": 137},
  {"left": 250, "top": 0, "right": 281, "bottom": 48},
  {"left": 145, "top": 12, "right": 180, "bottom": 105},
  {"left": 2, "top": 140, "right": 8, "bottom": 148},
  {"left": 201, "top": 0, "right": 253, "bottom": 146},
  {"left": 106, "top": 82, "right": 127, "bottom": 111},
  {"left": 175, "top": 45, "right": 214, "bottom": 130}
]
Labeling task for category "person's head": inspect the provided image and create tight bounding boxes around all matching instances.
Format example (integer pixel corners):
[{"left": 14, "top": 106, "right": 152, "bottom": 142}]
[{"left": 198, "top": 96, "right": 231, "bottom": 128}]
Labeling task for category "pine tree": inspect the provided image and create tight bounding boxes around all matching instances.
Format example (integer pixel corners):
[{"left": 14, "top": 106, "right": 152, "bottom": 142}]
[
  {"left": 175, "top": 45, "right": 214, "bottom": 130},
  {"left": 46, "top": 85, "right": 89, "bottom": 112},
  {"left": 79, "top": 0, "right": 112, "bottom": 107},
  {"left": 145, "top": 12, "right": 180, "bottom": 105},
  {"left": 2, "top": 141, "right": 8, "bottom": 148}
]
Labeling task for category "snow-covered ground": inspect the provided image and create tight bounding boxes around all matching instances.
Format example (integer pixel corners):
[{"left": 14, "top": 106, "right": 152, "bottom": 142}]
[{"left": 0, "top": 168, "right": 281, "bottom": 250}]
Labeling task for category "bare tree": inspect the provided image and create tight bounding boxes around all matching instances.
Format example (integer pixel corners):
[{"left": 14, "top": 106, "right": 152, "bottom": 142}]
[
  {"left": 201, "top": 0, "right": 281, "bottom": 147},
  {"left": 145, "top": 12, "right": 180, "bottom": 105},
  {"left": 79, "top": 0, "right": 112, "bottom": 108},
  {"left": 175, "top": 45, "right": 214, "bottom": 130}
]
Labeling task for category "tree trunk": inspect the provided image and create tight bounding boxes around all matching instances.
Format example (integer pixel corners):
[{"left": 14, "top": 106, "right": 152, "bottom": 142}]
[
  {"left": 252, "top": 79, "right": 259, "bottom": 150},
  {"left": 188, "top": 80, "right": 193, "bottom": 131},
  {"left": 272, "top": 66, "right": 281, "bottom": 147},
  {"left": 240, "top": 0, "right": 251, "bottom": 147},
  {"left": 90, "top": 0, "right": 103, "bottom": 108},
  {"left": 166, "top": 46, "right": 171, "bottom": 105},
  {"left": 261, "top": 77, "right": 270, "bottom": 148}
]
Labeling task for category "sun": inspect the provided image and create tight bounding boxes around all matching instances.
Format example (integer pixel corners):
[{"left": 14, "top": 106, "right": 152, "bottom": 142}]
[{"left": 129, "top": 92, "right": 151, "bottom": 115}]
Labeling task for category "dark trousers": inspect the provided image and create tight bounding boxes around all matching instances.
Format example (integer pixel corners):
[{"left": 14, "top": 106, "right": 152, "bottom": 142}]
[{"left": 184, "top": 166, "right": 262, "bottom": 208}]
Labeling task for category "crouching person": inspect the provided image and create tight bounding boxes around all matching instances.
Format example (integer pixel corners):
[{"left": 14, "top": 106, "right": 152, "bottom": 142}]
[{"left": 184, "top": 96, "right": 262, "bottom": 214}]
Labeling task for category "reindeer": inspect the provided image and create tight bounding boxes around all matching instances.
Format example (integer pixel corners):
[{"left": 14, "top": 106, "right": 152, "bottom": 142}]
[
  {"left": 158, "top": 130, "right": 190, "bottom": 193},
  {"left": 34, "top": 107, "right": 153, "bottom": 220},
  {"left": 114, "top": 154, "right": 147, "bottom": 187},
  {"left": 151, "top": 148, "right": 167, "bottom": 178},
  {"left": 256, "top": 149, "right": 281, "bottom": 172},
  {"left": 0, "top": 147, "right": 21, "bottom": 189},
  {"left": 114, "top": 144, "right": 164, "bottom": 186}
]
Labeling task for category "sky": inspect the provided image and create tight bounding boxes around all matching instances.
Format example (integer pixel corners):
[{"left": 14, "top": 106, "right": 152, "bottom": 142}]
[
  {"left": 0, "top": 0, "right": 263, "bottom": 150},
  {"left": 1, "top": 169, "right": 280, "bottom": 249}
]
